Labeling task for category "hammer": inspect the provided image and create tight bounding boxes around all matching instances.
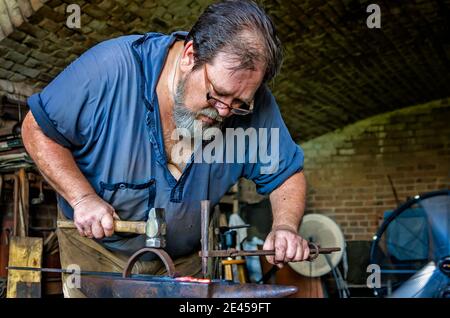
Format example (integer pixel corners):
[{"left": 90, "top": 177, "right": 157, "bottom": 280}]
[{"left": 57, "top": 208, "right": 167, "bottom": 248}]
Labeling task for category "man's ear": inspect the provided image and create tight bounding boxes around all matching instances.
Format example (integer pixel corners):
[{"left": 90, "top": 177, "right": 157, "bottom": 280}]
[{"left": 180, "top": 40, "right": 195, "bottom": 73}]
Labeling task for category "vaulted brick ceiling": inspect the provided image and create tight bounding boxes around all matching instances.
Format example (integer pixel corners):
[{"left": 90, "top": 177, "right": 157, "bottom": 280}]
[{"left": 1, "top": 0, "right": 449, "bottom": 141}]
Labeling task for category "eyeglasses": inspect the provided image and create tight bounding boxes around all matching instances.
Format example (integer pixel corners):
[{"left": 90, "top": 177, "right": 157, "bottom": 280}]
[{"left": 204, "top": 66, "right": 254, "bottom": 116}]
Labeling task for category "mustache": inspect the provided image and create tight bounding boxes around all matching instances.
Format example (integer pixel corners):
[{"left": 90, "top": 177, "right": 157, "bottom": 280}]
[
  {"left": 173, "top": 74, "right": 224, "bottom": 137},
  {"left": 174, "top": 72, "right": 224, "bottom": 123},
  {"left": 196, "top": 107, "right": 224, "bottom": 122}
]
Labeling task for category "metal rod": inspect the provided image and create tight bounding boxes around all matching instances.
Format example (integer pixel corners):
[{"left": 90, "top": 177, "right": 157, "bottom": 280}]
[
  {"left": 250, "top": 246, "right": 341, "bottom": 256},
  {"left": 219, "top": 224, "right": 250, "bottom": 231},
  {"left": 387, "top": 175, "right": 400, "bottom": 206},
  {"left": 6, "top": 266, "right": 123, "bottom": 277},
  {"left": 200, "top": 200, "right": 210, "bottom": 278},
  {"left": 202, "top": 246, "right": 341, "bottom": 259}
]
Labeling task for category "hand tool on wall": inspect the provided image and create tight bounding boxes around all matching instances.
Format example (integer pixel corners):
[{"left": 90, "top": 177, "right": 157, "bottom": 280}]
[
  {"left": 31, "top": 179, "right": 45, "bottom": 205},
  {"left": 3, "top": 171, "right": 31, "bottom": 236},
  {"left": 18, "top": 168, "right": 29, "bottom": 237}
]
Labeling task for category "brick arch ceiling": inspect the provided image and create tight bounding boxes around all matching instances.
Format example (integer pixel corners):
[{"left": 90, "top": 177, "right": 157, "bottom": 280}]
[{"left": 1, "top": 0, "right": 449, "bottom": 142}]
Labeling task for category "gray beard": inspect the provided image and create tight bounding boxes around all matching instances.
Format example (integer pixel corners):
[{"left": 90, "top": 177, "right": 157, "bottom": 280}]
[{"left": 173, "top": 74, "right": 223, "bottom": 137}]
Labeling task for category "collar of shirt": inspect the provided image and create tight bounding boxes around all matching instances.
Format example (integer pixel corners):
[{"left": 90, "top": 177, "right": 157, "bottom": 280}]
[
  {"left": 129, "top": 31, "right": 190, "bottom": 190},
  {"left": 131, "top": 31, "right": 188, "bottom": 108}
]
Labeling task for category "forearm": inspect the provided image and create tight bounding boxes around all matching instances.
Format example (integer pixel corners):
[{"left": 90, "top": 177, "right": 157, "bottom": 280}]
[
  {"left": 21, "top": 112, "right": 96, "bottom": 207},
  {"left": 269, "top": 171, "right": 307, "bottom": 232}
]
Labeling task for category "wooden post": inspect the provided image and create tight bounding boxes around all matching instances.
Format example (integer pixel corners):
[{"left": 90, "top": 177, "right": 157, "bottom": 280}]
[
  {"left": 18, "top": 168, "right": 29, "bottom": 237},
  {"left": 7, "top": 237, "right": 43, "bottom": 298}
]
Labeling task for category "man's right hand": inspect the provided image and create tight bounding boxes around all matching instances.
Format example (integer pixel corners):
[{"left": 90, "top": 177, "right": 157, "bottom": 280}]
[
  {"left": 72, "top": 194, "right": 120, "bottom": 239},
  {"left": 22, "top": 112, "right": 120, "bottom": 240}
]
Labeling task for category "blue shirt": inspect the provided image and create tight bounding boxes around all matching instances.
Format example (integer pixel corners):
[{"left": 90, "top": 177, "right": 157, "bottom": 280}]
[{"left": 27, "top": 31, "right": 304, "bottom": 258}]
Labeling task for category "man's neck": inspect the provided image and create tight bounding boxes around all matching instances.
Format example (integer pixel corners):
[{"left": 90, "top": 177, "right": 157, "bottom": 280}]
[
  {"left": 156, "top": 41, "right": 186, "bottom": 170},
  {"left": 156, "top": 40, "right": 184, "bottom": 129}
]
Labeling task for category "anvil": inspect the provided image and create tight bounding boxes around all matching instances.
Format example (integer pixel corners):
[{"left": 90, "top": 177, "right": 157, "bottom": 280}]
[
  {"left": 8, "top": 266, "right": 298, "bottom": 298},
  {"left": 79, "top": 275, "right": 298, "bottom": 298}
]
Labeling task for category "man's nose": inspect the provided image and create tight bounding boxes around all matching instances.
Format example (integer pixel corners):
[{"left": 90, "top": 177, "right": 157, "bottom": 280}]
[
  {"left": 216, "top": 106, "right": 231, "bottom": 117},
  {"left": 214, "top": 103, "right": 232, "bottom": 117}
]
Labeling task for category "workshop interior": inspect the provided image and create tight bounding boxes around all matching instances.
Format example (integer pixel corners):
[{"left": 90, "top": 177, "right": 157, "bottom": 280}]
[{"left": 0, "top": 0, "right": 449, "bottom": 299}]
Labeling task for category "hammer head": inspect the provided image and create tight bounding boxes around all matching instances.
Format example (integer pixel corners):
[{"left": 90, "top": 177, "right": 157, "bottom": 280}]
[{"left": 145, "top": 208, "right": 166, "bottom": 248}]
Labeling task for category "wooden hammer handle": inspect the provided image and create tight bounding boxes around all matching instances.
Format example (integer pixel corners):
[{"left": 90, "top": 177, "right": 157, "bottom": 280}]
[{"left": 57, "top": 220, "right": 146, "bottom": 234}]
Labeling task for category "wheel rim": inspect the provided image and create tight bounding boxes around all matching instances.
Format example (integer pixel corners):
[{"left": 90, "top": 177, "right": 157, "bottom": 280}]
[{"left": 369, "top": 189, "right": 450, "bottom": 297}]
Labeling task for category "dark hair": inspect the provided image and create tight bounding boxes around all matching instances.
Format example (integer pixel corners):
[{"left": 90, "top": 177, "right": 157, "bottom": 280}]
[{"left": 185, "top": 0, "right": 283, "bottom": 83}]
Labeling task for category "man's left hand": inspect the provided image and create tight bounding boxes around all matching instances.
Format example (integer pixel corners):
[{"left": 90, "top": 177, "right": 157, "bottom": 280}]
[{"left": 263, "top": 225, "right": 310, "bottom": 268}]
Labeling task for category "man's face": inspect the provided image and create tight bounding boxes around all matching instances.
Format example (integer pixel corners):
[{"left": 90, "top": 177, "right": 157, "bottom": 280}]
[{"left": 173, "top": 51, "right": 265, "bottom": 136}]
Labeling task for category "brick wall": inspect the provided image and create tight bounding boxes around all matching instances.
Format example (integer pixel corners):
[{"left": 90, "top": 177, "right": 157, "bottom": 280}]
[
  {"left": 301, "top": 98, "right": 450, "bottom": 241},
  {"left": 2, "top": 1, "right": 449, "bottom": 141},
  {"left": 0, "top": 78, "right": 37, "bottom": 100},
  {"left": 0, "top": 1, "right": 44, "bottom": 41}
]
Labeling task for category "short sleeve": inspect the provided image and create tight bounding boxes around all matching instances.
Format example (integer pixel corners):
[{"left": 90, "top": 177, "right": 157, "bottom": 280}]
[
  {"left": 27, "top": 39, "right": 122, "bottom": 149},
  {"left": 242, "top": 85, "right": 304, "bottom": 195}
]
